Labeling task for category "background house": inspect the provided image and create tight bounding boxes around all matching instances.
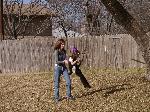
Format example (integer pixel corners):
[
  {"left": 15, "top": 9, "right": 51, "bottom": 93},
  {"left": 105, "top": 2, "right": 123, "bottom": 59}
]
[{"left": 3, "top": 4, "right": 55, "bottom": 38}]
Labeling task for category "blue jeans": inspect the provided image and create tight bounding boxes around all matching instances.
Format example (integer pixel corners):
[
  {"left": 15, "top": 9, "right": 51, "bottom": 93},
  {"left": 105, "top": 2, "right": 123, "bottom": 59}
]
[{"left": 54, "top": 65, "right": 71, "bottom": 99}]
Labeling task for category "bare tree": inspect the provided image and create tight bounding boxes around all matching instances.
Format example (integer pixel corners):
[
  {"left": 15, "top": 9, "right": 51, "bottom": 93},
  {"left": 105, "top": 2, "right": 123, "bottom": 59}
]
[
  {"left": 57, "top": 0, "right": 150, "bottom": 80},
  {"left": 47, "top": 0, "right": 84, "bottom": 47},
  {"left": 97, "top": 0, "right": 150, "bottom": 80},
  {"left": 84, "top": 0, "right": 150, "bottom": 35}
]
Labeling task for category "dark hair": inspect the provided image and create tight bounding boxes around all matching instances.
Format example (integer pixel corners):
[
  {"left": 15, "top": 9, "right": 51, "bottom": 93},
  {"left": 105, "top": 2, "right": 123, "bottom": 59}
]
[
  {"left": 71, "top": 50, "right": 80, "bottom": 61},
  {"left": 54, "top": 39, "right": 65, "bottom": 50}
]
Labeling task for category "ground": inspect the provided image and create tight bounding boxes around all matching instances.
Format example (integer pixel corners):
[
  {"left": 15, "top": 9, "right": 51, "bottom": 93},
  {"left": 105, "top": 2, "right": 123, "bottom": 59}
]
[{"left": 0, "top": 68, "right": 150, "bottom": 112}]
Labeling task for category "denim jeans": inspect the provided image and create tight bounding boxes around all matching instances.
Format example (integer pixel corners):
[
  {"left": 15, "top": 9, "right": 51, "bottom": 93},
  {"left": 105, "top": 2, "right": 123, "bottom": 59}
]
[{"left": 54, "top": 65, "right": 71, "bottom": 99}]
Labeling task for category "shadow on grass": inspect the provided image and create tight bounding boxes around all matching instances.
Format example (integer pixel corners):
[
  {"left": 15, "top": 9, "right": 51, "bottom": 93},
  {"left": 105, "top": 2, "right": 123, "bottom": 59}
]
[{"left": 75, "top": 84, "right": 134, "bottom": 98}]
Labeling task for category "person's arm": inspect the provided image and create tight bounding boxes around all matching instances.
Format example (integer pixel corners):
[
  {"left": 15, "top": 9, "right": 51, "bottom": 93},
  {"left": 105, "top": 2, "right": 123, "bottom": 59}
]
[
  {"left": 54, "top": 50, "right": 64, "bottom": 64},
  {"left": 69, "top": 57, "right": 77, "bottom": 65},
  {"left": 76, "top": 57, "right": 82, "bottom": 66}
]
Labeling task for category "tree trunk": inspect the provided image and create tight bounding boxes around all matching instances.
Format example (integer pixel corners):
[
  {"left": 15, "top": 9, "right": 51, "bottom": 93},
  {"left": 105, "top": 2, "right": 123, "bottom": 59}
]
[
  {"left": 60, "top": 22, "right": 69, "bottom": 49},
  {"left": 100, "top": 0, "right": 150, "bottom": 80}
]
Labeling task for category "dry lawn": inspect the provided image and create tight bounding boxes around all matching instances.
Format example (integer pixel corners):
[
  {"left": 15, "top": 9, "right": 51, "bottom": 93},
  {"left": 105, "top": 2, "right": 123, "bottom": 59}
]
[{"left": 0, "top": 68, "right": 150, "bottom": 112}]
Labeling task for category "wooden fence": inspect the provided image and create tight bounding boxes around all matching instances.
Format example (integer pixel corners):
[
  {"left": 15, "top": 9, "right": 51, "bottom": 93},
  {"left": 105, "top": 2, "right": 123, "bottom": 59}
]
[
  {"left": 70, "top": 35, "right": 145, "bottom": 69},
  {"left": 0, "top": 35, "right": 145, "bottom": 74}
]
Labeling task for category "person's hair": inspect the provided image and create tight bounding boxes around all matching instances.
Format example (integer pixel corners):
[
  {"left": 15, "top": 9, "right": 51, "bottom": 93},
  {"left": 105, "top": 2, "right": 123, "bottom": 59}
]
[
  {"left": 71, "top": 49, "right": 80, "bottom": 60},
  {"left": 54, "top": 39, "right": 65, "bottom": 50}
]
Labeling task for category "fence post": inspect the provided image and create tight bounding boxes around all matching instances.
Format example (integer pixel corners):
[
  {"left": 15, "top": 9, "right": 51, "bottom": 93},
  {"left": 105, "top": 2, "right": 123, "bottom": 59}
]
[{"left": 0, "top": 0, "right": 4, "bottom": 40}]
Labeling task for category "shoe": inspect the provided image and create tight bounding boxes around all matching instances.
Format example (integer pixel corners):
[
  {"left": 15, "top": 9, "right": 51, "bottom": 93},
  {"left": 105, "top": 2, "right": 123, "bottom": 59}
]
[
  {"left": 67, "top": 95, "right": 75, "bottom": 100},
  {"left": 54, "top": 97, "right": 61, "bottom": 103}
]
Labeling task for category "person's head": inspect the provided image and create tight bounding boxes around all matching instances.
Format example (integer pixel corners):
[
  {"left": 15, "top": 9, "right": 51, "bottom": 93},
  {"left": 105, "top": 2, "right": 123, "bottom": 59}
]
[
  {"left": 54, "top": 39, "right": 65, "bottom": 50},
  {"left": 70, "top": 47, "right": 80, "bottom": 56}
]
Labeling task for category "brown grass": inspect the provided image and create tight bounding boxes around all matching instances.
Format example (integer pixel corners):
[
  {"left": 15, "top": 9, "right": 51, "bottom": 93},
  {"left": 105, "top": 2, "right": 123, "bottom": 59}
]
[{"left": 0, "top": 68, "right": 150, "bottom": 112}]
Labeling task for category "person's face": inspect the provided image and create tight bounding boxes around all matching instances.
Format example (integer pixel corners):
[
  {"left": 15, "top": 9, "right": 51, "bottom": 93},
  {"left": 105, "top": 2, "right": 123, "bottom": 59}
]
[
  {"left": 74, "top": 52, "right": 80, "bottom": 57},
  {"left": 60, "top": 43, "right": 65, "bottom": 50},
  {"left": 77, "top": 52, "right": 80, "bottom": 57}
]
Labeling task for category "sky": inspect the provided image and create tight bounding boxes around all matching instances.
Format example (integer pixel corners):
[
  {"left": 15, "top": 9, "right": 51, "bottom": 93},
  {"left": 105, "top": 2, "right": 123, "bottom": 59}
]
[
  {"left": 23, "top": 0, "right": 47, "bottom": 4},
  {"left": 23, "top": 0, "right": 31, "bottom": 4}
]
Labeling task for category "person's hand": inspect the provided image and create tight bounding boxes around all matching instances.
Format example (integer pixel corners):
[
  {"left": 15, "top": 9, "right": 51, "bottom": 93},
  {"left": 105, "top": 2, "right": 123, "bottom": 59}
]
[
  {"left": 64, "top": 60, "right": 68, "bottom": 64},
  {"left": 74, "top": 60, "right": 78, "bottom": 63}
]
